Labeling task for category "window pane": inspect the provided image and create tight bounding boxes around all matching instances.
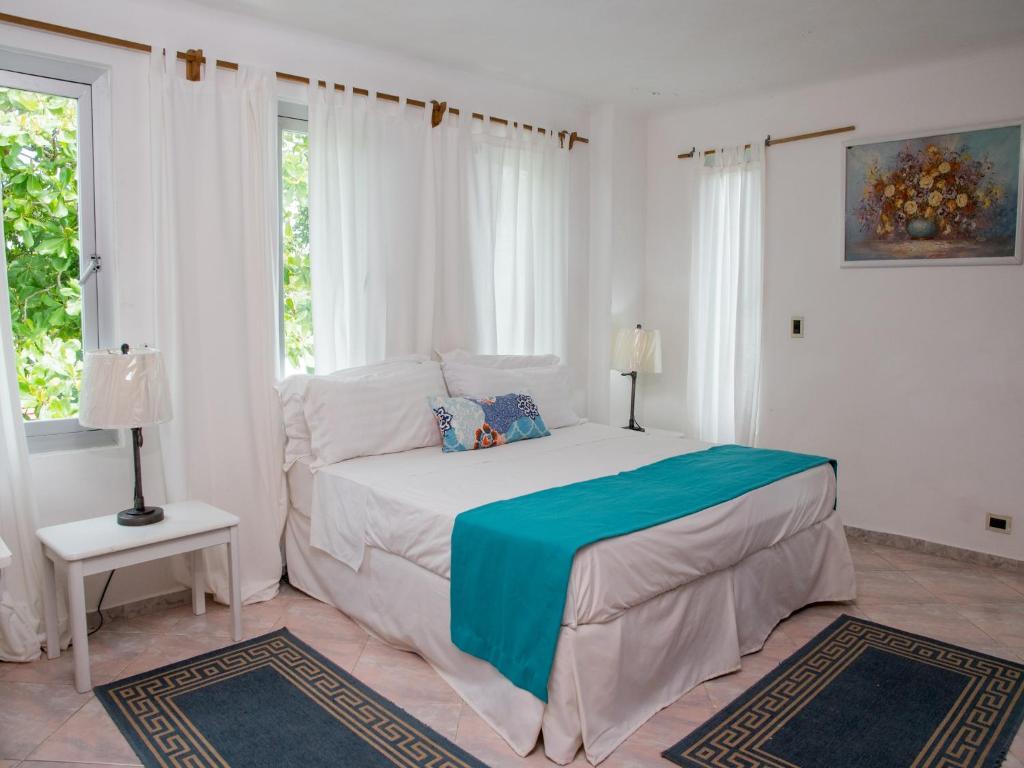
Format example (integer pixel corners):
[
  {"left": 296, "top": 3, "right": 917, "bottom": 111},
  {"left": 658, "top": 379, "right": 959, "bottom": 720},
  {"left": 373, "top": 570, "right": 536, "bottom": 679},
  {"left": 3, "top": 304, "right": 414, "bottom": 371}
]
[
  {"left": 1, "top": 86, "right": 82, "bottom": 421},
  {"left": 281, "top": 127, "right": 312, "bottom": 375}
]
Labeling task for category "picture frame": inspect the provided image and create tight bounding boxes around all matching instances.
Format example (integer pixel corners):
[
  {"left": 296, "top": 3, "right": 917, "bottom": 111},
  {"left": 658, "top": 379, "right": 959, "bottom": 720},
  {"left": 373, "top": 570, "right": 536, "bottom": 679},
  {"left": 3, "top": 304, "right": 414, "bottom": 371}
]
[{"left": 841, "top": 120, "right": 1023, "bottom": 268}]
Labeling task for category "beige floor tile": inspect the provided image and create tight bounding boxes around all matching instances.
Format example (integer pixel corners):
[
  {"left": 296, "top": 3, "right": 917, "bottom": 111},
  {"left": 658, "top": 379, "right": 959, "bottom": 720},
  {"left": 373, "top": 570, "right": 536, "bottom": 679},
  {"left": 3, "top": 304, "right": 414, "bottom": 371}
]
[
  {"left": 604, "top": 685, "right": 720, "bottom": 767},
  {"left": 907, "top": 568, "right": 1024, "bottom": 605},
  {"left": 275, "top": 581, "right": 315, "bottom": 603},
  {"left": 102, "top": 607, "right": 184, "bottom": 635},
  {"left": 847, "top": 542, "right": 897, "bottom": 572},
  {"left": 702, "top": 652, "right": 779, "bottom": 710},
  {"left": 862, "top": 602, "right": 1003, "bottom": 648},
  {"left": 601, "top": 697, "right": 716, "bottom": 768},
  {"left": 454, "top": 708, "right": 588, "bottom": 766},
  {"left": 871, "top": 546, "right": 978, "bottom": 572},
  {"left": 164, "top": 600, "right": 283, "bottom": 640},
  {"left": 0, "top": 631, "right": 150, "bottom": 687},
  {"left": 291, "top": 631, "right": 367, "bottom": 672},
  {"left": 955, "top": 603, "right": 1024, "bottom": 647},
  {"left": 115, "top": 632, "right": 234, "bottom": 678},
  {"left": 353, "top": 639, "right": 464, "bottom": 741},
  {"left": 276, "top": 598, "right": 369, "bottom": 644},
  {"left": 0, "top": 682, "right": 89, "bottom": 761},
  {"left": 3, "top": 539, "right": 1022, "bottom": 768},
  {"left": 990, "top": 568, "right": 1024, "bottom": 596},
  {"left": 775, "top": 602, "right": 865, "bottom": 645},
  {"left": 28, "top": 698, "right": 139, "bottom": 766},
  {"left": 853, "top": 570, "right": 943, "bottom": 605},
  {"left": 753, "top": 629, "right": 799, "bottom": 662}
]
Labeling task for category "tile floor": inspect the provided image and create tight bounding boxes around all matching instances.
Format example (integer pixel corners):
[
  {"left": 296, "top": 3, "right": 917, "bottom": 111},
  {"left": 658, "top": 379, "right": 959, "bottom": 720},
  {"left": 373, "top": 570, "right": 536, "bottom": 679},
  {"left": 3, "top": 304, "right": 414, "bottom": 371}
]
[{"left": 1, "top": 539, "right": 1022, "bottom": 767}]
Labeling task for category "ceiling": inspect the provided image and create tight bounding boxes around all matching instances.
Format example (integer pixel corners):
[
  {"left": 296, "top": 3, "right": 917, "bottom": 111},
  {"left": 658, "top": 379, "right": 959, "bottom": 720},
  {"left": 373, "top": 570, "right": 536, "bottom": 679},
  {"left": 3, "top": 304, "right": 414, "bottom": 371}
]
[{"left": 188, "top": 0, "right": 1024, "bottom": 109}]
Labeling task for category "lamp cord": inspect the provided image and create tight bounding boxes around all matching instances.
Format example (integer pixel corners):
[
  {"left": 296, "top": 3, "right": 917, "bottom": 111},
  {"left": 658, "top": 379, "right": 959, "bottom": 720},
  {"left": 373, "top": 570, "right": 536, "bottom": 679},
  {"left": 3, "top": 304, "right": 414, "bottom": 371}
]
[{"left": 87, "top": 569, "right": 115, "bottom": 636}]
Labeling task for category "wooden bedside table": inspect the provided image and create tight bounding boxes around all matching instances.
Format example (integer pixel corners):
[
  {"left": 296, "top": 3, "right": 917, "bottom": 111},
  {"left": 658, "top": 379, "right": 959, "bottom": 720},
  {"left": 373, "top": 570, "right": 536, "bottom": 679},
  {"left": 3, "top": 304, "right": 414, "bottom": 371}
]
[{"left": 36, "top": 500, "right": 241, "bottom": 692}]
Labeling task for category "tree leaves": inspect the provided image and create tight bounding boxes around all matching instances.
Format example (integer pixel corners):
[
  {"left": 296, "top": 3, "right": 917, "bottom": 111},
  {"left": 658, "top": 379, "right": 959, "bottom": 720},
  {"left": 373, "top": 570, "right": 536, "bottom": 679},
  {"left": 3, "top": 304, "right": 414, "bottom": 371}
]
[
  {"left": 1, "top": 86, "right": 83, "bottom": 420},
  {"left": 281, "top": 129, "right": 313, "bottom": 375}
]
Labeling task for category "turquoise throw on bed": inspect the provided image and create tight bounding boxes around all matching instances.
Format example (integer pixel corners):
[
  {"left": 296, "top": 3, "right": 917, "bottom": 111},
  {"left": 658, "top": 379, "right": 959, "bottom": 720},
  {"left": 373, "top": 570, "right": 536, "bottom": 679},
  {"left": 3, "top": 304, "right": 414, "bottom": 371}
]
[{"left": 450, "top": 444, "right": 836, "bottom": 701}]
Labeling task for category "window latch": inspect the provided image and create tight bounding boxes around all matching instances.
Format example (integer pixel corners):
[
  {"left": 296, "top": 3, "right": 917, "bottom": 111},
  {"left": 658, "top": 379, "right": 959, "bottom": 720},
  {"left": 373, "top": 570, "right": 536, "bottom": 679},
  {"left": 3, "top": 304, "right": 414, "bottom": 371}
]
[{"left": 79, "top": 254, "right": 101, "bottom": 286}]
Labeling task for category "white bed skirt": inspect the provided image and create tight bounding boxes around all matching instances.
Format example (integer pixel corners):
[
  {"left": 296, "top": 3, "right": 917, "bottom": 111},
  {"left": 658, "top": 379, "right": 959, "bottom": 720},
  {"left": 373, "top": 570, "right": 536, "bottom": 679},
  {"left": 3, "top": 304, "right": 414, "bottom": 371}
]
[{"left": 284, "top": 507, "right": 856, "bottom": 764}]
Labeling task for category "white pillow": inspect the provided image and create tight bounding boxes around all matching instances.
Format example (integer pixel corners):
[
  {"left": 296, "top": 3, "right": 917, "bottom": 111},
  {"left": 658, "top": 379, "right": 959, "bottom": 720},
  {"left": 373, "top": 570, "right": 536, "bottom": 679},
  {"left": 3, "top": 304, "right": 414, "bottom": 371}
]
[
  {"left": 304, "top": 361, "right": 447, "bottom": 466},
  {"left": 441, "top": 362, "right": 580, "bottom": 429},
  {"left": 276, "top": 356, "right": 427, "bottom": 467},
  {"left": 438, "top": 349, "right": 560, "bottom": 369}
]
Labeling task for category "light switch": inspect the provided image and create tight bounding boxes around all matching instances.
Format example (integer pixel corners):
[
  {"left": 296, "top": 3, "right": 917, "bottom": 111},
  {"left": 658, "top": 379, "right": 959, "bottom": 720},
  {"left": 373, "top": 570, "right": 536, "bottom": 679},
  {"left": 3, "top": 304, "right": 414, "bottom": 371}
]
[{"left": 791, "top": 316, "right": 804, "bottom": 338}]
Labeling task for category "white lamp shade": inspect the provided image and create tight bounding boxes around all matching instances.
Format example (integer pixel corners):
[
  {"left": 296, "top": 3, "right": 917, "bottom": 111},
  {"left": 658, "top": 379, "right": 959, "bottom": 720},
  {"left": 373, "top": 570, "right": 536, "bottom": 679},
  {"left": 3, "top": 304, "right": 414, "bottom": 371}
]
[
  {"left": 79, "top": 347, "right": 172, "bottom": 429},
  {"left": 611, "top": 326, "right": 662, "bottom": 374}
]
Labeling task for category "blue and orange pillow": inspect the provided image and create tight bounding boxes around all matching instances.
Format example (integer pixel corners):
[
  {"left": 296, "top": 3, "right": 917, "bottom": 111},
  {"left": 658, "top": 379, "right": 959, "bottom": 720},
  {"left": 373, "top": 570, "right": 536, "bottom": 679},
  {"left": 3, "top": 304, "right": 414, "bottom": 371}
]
[{"left": 428, "top": 393, "right": 550, "bottom": 452}]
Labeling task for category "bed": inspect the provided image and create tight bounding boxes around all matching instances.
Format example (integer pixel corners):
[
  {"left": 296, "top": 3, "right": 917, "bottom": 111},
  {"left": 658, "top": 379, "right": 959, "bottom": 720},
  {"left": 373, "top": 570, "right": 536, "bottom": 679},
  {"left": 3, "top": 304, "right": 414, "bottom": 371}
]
[{"left": 283, "top": 421, "right": 856, "bottom": 765}]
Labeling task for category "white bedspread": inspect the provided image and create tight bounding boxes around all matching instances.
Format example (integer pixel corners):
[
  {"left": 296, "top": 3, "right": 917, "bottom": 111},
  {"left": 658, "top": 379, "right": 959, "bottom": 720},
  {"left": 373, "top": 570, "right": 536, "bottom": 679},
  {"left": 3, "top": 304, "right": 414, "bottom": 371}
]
[{"left": 309, "top": 423, "right": 837, "bottom": 625}]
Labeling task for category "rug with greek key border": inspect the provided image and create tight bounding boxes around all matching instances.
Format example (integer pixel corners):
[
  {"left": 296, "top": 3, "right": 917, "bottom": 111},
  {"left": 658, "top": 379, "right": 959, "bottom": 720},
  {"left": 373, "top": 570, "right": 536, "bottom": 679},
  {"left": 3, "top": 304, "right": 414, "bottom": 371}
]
[
  {"left": 663, "top": 614, "right": 1023, "bottom": 768},
  {"left": 95, "top": 628, "right": 490, "bottom": 768}
]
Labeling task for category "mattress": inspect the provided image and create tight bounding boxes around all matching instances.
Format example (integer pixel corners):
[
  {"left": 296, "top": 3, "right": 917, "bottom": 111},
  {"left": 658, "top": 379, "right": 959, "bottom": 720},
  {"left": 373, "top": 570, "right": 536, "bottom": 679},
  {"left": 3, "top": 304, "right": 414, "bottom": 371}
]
[{"left": 296, "top": 423, "right": 837, "bottom": 626}]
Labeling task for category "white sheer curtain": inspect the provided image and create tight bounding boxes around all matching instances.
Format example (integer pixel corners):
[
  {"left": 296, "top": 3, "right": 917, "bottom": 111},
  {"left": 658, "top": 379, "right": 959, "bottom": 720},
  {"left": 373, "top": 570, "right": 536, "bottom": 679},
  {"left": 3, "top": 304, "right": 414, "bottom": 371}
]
[
  {"left": 308, "top": 88, "right": 436, "bottom": 373},
  {"left": 150, "top": 53, "right": 286, "bottom": 604},
  {"left": 0, "top": 230, "right": 44, "bottom": 661},
  {"left": 308, "top": 99, "right": 570, "bottom": 371},
  {"left": 476, "top": 129, "right": 569, "bottom": 359},
  {"left": 687, "top": 144, "right": 764, "bottom": 445}
]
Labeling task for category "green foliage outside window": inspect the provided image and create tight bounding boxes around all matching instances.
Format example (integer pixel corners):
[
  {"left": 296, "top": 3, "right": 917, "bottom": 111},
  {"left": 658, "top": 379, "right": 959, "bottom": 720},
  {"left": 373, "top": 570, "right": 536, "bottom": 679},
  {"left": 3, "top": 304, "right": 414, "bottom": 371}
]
[
  {"left": 281, "top": 128, "right": 313, "bottom": 375},
  {"left": 1, "top": 87, "right": 82, "bottom": 421}
]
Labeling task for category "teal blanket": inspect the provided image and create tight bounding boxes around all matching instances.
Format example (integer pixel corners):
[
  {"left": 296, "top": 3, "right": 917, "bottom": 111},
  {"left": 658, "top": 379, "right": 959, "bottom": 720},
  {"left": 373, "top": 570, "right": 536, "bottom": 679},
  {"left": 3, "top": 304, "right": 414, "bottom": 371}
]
[{"left": 450, "top": 444, "right": 836, "bottom": 701}]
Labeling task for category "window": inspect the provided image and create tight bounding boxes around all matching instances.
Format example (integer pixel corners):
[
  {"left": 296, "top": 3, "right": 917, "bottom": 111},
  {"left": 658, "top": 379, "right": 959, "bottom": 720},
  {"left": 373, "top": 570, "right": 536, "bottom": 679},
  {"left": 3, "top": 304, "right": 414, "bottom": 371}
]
[
  {"left": 1, "top": 61, "right": 111, "bottom": 450},
  {"left": 278, "top": 108, "right": 312, "bottom": 376}
]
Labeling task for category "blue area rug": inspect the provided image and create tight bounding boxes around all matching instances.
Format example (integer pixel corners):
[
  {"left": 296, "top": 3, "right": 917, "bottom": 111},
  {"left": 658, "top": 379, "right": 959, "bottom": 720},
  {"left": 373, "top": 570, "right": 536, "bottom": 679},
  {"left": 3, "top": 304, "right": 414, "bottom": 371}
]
[
  {"left": 663, "top": 615, "right": 1024, "bottom": 768},
  {"left": 95, "top": 628, "right": 489, "bottom": 768}
]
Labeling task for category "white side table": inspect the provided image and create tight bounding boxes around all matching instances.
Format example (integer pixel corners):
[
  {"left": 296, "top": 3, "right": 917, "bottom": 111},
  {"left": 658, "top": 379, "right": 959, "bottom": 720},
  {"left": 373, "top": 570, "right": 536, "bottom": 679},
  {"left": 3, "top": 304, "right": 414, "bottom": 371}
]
[{"left": 36, "top": 500, "right": 241, "bottom": 692}]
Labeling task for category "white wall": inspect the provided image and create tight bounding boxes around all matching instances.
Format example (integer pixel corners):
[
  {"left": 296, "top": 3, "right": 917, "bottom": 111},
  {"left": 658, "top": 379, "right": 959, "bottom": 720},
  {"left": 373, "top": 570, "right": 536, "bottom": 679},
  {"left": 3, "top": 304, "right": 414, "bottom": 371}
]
[
  {"left": 645, "top": 44, "right": 1024, "bottom": 559},
  {"left": 0, "top": 0, "right": 591, "bottom": 607},
  {"left": 587, "top": 104, "right": 648, "bottom": 426}
]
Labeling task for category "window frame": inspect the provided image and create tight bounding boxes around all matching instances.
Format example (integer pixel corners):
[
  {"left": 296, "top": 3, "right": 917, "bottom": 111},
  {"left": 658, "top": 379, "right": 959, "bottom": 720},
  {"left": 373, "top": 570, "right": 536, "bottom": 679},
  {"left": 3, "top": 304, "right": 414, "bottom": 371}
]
[
  {"left": 277, "top": 101, "right": 309, "bottom": 376},
  {"left": 1, "top": 55, "right": 115, "bottom": 452}
]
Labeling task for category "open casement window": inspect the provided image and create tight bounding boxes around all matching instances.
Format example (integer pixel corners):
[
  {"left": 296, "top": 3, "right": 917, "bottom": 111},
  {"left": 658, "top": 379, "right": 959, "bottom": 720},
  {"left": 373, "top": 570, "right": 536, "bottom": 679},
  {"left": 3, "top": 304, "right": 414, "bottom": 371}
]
[
  {"left": 278, "top": 102, "right": 312, "bottom": 376},
  {"left": 0, "top": 56, "right": 114, "bottom": 451}
]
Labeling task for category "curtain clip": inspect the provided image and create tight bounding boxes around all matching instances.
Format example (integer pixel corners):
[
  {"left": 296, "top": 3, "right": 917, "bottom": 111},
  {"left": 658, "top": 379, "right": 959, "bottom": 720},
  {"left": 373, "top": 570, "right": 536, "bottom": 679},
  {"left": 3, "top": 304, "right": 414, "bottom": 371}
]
[
  {"left": 184, "top": 48, "right": 204, "bottom": 82},
  {"left": 430, "top": 100, "right": 447, "bottom": 128}
]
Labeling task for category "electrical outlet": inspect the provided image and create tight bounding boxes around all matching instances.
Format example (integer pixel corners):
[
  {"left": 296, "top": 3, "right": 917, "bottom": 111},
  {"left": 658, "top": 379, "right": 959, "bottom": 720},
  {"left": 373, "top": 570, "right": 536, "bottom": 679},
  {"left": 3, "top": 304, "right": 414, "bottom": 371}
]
[
  {"left": 986, "top": 514, "right": 1012, "bottom": 534},
  {"left": 791, "top": 316, "right": 804, "bottom": 338}
]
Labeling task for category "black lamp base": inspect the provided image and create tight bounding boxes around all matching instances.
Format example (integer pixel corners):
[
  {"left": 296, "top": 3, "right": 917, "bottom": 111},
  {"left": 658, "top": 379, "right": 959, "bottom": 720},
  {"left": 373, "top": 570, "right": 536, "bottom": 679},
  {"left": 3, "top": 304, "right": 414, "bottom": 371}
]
[
  {"left": 117, "top": 506, "right": 164, "bottom": 527},
  {"left": 621, "top": 370, "right": 645, "bottom": 432}
]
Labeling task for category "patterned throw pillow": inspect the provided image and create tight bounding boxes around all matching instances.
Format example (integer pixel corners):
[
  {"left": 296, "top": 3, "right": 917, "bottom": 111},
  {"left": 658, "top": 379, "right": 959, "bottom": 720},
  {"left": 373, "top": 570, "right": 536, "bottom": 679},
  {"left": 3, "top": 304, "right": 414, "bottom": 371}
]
[{"left": 428, "top": 393, "right": 550, "bottom": 452}]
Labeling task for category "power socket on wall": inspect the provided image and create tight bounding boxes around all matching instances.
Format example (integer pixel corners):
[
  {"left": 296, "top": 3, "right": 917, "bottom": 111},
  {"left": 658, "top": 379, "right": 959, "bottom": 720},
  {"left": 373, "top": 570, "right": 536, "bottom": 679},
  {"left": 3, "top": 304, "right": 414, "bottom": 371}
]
[{"left": 986, "top": 514, "right": 1012, "bottom": 534}]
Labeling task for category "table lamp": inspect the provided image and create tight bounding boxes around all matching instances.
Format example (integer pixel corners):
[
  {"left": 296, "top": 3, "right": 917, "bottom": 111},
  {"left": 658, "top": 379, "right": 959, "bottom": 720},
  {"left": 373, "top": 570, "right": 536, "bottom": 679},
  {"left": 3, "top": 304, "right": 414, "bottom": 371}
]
[
  {"left": 611, "top": 324, "right": 662, "bottom": 432},
  {"left": 79, "top": 344, "right": 172, "bottom": 526}
]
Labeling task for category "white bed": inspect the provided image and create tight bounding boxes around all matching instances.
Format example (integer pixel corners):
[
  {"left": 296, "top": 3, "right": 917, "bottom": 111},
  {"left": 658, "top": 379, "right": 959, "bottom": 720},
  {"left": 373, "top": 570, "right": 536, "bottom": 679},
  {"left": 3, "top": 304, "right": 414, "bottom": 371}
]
[{"left": 284, "top": 422, "right": 856, "bottom": 764}]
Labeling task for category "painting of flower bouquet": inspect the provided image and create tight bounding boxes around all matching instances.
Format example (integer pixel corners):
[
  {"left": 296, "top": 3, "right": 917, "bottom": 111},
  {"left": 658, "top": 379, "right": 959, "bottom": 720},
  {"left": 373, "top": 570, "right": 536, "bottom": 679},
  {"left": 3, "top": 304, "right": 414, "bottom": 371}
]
[{"left": 844, "top": 123, "right": 1022, "bottom": 266}]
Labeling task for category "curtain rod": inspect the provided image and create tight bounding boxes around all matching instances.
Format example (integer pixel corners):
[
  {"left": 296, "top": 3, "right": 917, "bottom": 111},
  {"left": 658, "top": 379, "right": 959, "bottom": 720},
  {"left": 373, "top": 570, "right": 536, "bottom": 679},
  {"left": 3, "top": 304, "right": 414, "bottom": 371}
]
[
  {"left": 175, "top": 50, "right": 589, "bottom": 148},
  {"left": 0, "top": 12, "right": 589, "bottom": 149},
  {"left": 676, "top": 125, "right": 855, "bottom": 159}
]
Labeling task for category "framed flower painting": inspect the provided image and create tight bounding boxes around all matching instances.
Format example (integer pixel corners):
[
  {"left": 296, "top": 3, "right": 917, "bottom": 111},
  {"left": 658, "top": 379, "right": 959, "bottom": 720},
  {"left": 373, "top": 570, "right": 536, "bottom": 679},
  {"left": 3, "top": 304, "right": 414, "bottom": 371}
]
[{"left": 843, "top": 121, "right": 1022, "bottom": 266}]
